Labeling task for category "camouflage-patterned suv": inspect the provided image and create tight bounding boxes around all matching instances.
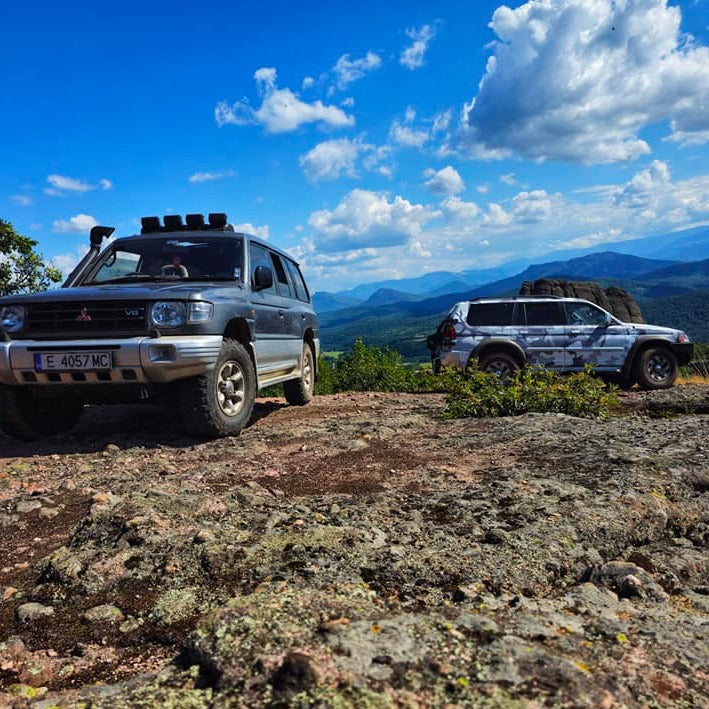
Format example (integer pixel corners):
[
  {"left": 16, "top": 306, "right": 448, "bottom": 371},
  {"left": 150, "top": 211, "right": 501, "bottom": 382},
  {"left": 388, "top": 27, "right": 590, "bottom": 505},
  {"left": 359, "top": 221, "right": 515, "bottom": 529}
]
[{"left": 427, "top": 296, "right": 693, "bottom": 390}]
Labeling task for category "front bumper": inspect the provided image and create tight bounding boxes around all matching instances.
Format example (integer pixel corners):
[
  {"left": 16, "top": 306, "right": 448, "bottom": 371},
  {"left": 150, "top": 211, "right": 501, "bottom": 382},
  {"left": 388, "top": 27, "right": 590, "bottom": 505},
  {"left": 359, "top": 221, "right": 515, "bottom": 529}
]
[
  {"left": 0, "top": 335, "right": 223, "bottom": 387},
  {"left": 671, "top": 342, "right": 694, "bottom": 366}
]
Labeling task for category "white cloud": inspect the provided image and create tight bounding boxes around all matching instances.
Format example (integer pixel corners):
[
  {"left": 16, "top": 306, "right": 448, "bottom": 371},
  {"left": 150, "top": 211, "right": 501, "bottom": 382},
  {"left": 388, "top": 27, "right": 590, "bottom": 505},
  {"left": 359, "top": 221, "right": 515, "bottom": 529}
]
[
  {"left": 441, "top": 195, "right": 481, "bottom": 222},
  {"left": 423, "top": 166, "right": 465, "bottom": 195},
  {"left": 215, "top": 67, "right": 354, "bottom": 133},
  {"left": 341, "top": 97, "right": 355, "bottom": 108},
  {"left": 45, "top": 174, "right": 113, "bottom": 196},
  {"left": 308, "top": 189, "right": 441, "bottom": 251},
  {"left": 613, "top": 160, "right": 671, "bottom": 209},
  {"left": 460, "top": 0, "right": 709, "bottom": 163},
  {"left": 232, "top": 222, "right": 270, "bottom": 240},
  {"left": 500, "top": 172, "right": 517, "bottom": 186},
  {"left": 389, "top": 121, "right": 429, "bottom": 148},
  {"left": 302, "top": 76, "right": 315, "bottom": 90},
  {"left": 52, "top": 214, "right": 99, "bottom": 233},
  {"left": 400, "top": 24, "right": 436, "bottom": 70},
  {"left": 332, "top": 52, "right": 381, "bottom": 90},
  {"left": 10, "top": 194, "right": 32, "bottom": 206},
  {"left": 300, "top": 138, "right": 391, "bottom": 182},
  {"left": 47, "top": 174, "right": 92, "bottom": 193},
  {"left": 188, "top": 170, "right": 236, "bottom": 183},
  {"left": 432, "top": 109, "right": 451, "bottom": 133},
  {"left": 476, "top": 184, "right": 489, "bottom": 194}
]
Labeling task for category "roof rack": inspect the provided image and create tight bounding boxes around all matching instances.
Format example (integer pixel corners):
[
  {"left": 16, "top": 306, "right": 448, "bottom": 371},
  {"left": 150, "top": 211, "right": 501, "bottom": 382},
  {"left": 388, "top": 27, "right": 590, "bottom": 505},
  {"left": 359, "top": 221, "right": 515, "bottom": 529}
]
[
  {"left": 140, "top": 213, "right": 235, "bottom": 234},
  {"left": 469, "top": 295, "right": 567, "bottom": 301}
]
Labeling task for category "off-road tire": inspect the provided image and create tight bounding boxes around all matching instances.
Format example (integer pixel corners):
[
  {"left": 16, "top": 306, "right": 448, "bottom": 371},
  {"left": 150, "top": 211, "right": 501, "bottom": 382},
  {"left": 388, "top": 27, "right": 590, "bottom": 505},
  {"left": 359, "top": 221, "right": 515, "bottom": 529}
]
[
  {"left": 634, "top": 347, "right": 678, "bottom": 390},
  {"left": 478, "top": 351, "right": 521, "bottom": 379},
  {"left": 0, "top": 386, "right": 84, "bottom": 441},
  {"left": 283, "top": 343, "right": 315, "bottom": 405},
  {"left": 179, "top": 339, "right": 256, "bottom": 437}
]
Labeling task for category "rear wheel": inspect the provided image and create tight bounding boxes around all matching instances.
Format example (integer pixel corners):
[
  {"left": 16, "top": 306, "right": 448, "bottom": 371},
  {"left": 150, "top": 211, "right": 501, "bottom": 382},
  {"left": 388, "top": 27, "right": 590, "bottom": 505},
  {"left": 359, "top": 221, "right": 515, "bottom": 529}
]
[
  {"left": 478, "top": 352, "right": 520, "bottom": 379},
  {"left": 634, "top": 347, "right": 678, "bottom": 390},
  {"left": 0, "top": 386, "right": 84, "bottom": 441},
  {"left": 284, "top": 343, "right": 315, "bottom": 405},
  {"left": 179, "top": 339, "right": 256, "bottom": 437}
]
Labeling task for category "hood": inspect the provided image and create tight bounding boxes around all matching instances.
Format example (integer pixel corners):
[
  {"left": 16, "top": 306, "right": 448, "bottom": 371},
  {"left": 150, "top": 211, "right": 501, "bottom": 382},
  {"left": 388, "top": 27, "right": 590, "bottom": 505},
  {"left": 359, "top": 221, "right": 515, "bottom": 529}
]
[
  {"left": 0, "top": 282, "right": 245, "bottom": 304},
  {"left": 624, "top": 322, "right": 686, "bottom": 338}
]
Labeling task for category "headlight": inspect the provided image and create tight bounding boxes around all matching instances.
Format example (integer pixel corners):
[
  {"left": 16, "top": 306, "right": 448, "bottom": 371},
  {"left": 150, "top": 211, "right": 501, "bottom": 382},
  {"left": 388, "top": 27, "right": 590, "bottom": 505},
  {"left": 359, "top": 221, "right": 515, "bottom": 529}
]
[
  {"left": 188, "top": 301, "right": 214, "bottom": 323},
  {"left": 150, "top": 301, "right": 186, "bottom": 328},
  {"left": 677, "top": 332, "right": 690, "bottom": 343},
  {"left": 1, "top": 305, "right": 26, "bottom": 333}
]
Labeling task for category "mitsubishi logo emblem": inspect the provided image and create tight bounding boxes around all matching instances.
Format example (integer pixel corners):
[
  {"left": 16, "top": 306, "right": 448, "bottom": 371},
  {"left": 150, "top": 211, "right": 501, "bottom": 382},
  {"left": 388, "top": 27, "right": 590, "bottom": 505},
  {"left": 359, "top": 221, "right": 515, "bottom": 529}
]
[{"left": 76, "top": 308, "right": 92, "bottom": 322}]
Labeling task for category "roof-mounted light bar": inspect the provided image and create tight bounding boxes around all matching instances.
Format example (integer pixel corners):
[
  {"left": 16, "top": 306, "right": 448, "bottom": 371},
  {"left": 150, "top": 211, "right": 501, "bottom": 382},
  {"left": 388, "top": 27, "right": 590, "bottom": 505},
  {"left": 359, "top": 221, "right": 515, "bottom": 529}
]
[{"left": 139, "top": 212, "right": 234, "bottom": 234}]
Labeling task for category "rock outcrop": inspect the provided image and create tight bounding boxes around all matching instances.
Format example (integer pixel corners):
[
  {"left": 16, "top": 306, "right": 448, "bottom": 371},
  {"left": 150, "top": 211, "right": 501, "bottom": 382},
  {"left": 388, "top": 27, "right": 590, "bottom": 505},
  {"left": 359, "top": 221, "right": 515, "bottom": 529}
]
[{"left": 519, "top": 278, "right": 645, "bottom": 323}]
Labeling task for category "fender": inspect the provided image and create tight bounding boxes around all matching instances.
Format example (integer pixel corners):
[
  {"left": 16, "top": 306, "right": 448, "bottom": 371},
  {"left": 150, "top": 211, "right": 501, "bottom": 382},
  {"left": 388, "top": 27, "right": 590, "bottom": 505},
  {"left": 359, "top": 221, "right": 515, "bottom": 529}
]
[
  {"left": 622, "top": 335, "right": 693, "bottom": 379},
  {"left": 471, "top": 338, "right": 527, "bottom": 367}
]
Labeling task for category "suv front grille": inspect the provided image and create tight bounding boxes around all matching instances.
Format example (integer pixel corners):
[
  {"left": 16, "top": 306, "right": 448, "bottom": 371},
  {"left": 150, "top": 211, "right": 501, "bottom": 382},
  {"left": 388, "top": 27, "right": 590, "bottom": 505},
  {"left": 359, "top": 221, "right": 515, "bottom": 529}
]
[{"left": 25, "top": 301, "right": 148, "bottom": 338}]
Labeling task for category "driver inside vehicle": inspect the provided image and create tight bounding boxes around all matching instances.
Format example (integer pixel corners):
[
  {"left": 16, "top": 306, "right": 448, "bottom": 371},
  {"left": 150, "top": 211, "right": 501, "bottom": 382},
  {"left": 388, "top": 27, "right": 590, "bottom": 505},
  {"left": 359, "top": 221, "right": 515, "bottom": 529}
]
[{"left": 161, "top": 254, "right": 189, "bottom": 278}]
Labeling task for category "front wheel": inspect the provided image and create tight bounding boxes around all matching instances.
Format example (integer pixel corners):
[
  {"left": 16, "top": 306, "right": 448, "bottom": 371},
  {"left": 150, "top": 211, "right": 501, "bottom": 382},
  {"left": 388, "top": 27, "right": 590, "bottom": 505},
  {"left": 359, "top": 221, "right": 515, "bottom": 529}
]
[
  {"left": 478, "top": 352, "right": 520, "bottom": 379},
  {"left": 0, "top": 387, "right": 84, "bottom": 441},
  {"left": 179, "top": 339, "right": 256, "bottom": 437},
  {"left": 283, "top": 343, "right": 315, "bottom": 405},
  {"left": 634, "top": 347, "right": 678, "bottom": 390}
]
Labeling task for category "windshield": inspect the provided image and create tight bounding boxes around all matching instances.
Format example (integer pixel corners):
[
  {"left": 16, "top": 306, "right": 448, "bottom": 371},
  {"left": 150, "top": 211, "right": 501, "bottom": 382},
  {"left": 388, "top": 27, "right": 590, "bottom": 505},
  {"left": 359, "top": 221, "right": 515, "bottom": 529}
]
[{"left": 84, "top": 237, "right": 244, "bottom": 285}]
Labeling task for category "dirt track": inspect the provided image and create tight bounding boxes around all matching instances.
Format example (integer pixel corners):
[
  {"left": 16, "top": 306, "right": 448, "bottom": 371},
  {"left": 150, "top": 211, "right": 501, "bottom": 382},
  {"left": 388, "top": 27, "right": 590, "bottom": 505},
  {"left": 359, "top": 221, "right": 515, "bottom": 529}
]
[{"left": 1, "top": 387, "right": 708, "bottom": 707}]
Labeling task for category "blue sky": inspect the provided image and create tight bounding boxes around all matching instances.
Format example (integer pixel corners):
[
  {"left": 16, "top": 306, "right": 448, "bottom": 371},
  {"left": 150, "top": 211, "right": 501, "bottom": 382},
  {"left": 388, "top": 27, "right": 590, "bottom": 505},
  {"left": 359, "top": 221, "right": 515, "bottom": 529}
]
[{"left": 2, "top": 0, "right": 709, "bottom": 291}]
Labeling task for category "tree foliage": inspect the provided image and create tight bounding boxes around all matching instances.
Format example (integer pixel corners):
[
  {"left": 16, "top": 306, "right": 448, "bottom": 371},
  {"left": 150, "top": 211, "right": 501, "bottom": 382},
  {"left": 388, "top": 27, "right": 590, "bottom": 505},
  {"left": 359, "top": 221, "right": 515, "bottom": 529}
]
[{"left": 0, "top": 219, "right": 62, "bottom": 296}]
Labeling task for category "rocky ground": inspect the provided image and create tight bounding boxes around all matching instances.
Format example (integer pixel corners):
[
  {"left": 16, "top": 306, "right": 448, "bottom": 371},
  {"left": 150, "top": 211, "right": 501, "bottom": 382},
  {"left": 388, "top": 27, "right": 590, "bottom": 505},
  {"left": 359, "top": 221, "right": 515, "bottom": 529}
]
[{"left": 1, "top": 385, "right": 708, "bottom": 708}]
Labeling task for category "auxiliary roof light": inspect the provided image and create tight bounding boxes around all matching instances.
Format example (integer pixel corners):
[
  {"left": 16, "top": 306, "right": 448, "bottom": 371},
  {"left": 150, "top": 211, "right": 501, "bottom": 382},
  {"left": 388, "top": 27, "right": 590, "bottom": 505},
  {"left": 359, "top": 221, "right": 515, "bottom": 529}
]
[{"left": 163, "top": 214, "right": 184, "bottom": 230}]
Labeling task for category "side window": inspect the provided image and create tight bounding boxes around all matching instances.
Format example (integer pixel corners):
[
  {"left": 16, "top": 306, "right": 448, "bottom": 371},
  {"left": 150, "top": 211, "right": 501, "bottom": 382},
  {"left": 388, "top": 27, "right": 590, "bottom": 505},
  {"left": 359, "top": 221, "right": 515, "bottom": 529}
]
[
  {"left": 285, "top": 260, "right": 310, "bottom": 303},
  {"left": 524, "top": 302, "right": 565, "bottom": 326},
  {"left": 564, "top": 302, "right": 608, "bottom": 326},
  {"left": 270, "top": 252, "right": 292, "bottom": 298},
  {"left": 466, "top": 302, "right": 515, "bottom": 326},
  {"left": 249, "top": 243, "right": 276, "bottom": 294}
]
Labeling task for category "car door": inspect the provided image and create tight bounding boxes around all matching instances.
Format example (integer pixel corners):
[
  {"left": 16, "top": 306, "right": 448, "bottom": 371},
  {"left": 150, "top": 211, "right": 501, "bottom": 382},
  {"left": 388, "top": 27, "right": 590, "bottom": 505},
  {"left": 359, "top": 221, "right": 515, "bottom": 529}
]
[
  {"left": 562, "top": 301, "right": 631, "bottom": 370},
  {"left": 248, "top": 243, "right": 289, "bottom": 371},
  {"left": 518, "top": 301, "right": 569, "bottom": 369},
  {"left": 269, "top": 251, "right": 302, "bottom": 367}
]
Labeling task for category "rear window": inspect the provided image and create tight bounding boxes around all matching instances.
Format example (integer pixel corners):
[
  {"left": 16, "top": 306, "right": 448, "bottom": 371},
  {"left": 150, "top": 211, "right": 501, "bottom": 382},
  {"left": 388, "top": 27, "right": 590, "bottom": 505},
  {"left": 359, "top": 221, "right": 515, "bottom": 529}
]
[{"left": 466, "top": 302, "right": 515, "bottom": 326}]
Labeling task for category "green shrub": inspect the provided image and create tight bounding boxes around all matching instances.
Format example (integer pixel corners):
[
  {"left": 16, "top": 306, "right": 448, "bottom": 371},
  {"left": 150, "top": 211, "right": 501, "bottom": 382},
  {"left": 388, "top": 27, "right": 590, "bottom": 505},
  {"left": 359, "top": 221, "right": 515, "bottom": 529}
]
[
  {"left": 315, "top": 338, "right": 436, "bottom": 394},
  {"left": 441, "top": 364, "right": 617, "bottom": 419}
]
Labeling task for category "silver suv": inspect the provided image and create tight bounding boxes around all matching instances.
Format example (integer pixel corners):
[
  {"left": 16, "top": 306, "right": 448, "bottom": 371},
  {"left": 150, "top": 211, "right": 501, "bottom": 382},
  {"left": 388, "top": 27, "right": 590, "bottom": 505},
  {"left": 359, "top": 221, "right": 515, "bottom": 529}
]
[
  {"left": 427, "top": 296, "right": 693, "bottom": 390},
  {"left": 0, "top": 213, "right": 319, "bottom": 440}
]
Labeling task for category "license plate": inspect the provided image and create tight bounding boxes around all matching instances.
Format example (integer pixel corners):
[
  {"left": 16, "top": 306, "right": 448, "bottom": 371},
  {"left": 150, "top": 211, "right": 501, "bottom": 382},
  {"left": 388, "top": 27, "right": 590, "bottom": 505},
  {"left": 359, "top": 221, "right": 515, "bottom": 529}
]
[{"left": 34, "top": 351, "right": 113, "bottom": 372}]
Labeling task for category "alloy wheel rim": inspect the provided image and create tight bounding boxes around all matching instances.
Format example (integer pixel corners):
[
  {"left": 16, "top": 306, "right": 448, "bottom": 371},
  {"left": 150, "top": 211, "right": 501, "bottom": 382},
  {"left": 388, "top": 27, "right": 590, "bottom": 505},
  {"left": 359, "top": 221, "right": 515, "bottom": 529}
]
[
  {"left": 302, "top": 350, "right": 313, "bottom": 392},
  {"left": 646, "top": 353, "right": 672, "bottom": 383},
  {"left": 486, "top": 359, "right": 512, "bottom": 377},
  {"left": 216, "top": 361, "right": 245, "bottom": 416}
]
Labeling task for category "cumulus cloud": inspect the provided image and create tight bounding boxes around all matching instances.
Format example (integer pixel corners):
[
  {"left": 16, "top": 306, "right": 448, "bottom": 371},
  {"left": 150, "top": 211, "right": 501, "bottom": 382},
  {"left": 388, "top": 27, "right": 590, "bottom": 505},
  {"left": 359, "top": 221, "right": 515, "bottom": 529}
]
[
  {"left": 302, "top": 76, "right": 315, "bottom": 90},
  {"left": 100, "top": 179, "right": 113, "bottom": 190},
  {"left": 460, "top": 0, "right": 709, "bottom": 163},
  {"left": 389, "top": 109, "right": 430, "bottom": 148},
  {"left": 300, "top": 137, "right": 392, "bottom": 182},
  {"left": 188, "top": 170, "right": 236, "bottom": 183},
  {"left": 232, "top": 222, "right": 270, "bottom": 240},
  {"left": 10, "top": 194, "right": 32, "bottom": 206},
  {"left": 613, "top": 160, "right": 671, "bottom": 209},
  {"left": 400, "top": 24, "right": 436, "bottom": 70},
  {"left": 441, "top": 195, "right": 481, "bottom": 222},
  {"left": 423, "top": 166, "right": 465, "bottom": 195},
  {"left": 332, "top": 52, "right": 381, "bottom": 90},
  {"left": 308, "top": 189, "right": 441, "bottom": 251},
  {"left": 500, "top": 172, "right": 517, "bottom": 186},
  {"left": 52, "top": 214, "right": 99, "bottom": 233},
  {"left": 215, "top": 67, "right": 354, "bottom": 133}
]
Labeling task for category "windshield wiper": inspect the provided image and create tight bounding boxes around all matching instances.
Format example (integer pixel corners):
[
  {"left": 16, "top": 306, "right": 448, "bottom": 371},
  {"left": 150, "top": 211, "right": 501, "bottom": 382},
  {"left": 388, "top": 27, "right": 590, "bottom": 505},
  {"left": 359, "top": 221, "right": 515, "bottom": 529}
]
[
  {"left": 88, "top": 274, "right": 167, "bottom": 285},
  {"left": 182, "top": 276, "right": 237, "bottom": 282}
]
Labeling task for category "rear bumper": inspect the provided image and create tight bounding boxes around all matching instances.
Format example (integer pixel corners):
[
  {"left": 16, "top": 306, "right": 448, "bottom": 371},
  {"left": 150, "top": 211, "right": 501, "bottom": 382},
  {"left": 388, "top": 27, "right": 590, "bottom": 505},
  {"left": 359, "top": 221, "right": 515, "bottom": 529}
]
[{"left": 0, "top": 335, "right": 223, "bottom": 387}]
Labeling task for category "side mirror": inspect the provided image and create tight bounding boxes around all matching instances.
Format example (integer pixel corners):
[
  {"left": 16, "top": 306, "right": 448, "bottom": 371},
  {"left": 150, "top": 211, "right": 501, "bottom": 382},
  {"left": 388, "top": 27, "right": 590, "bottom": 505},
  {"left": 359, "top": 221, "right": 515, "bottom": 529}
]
[
  {"left": 253, "top": 265, "right": 273, "bottom": 291},
  {"left": 603, "top": 312, "right": 614, "bottom": 326}
]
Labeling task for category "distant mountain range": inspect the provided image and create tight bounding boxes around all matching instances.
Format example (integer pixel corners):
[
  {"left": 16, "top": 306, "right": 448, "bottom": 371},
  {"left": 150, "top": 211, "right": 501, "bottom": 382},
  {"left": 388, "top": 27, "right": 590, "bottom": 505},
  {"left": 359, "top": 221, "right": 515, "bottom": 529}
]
[
  {"left": 315, "top": 230, "right": 709, "bottom": 357},
  {"left": 314, "top": 223, "right": 709, "bottom": 314}
]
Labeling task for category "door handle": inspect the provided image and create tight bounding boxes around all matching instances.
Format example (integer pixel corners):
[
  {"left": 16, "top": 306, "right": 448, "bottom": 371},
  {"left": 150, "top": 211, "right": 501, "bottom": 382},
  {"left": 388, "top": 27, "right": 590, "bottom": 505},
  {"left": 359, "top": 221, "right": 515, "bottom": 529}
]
[{"left": 278, "top": 310, "right": 285, "bottom": 317}]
